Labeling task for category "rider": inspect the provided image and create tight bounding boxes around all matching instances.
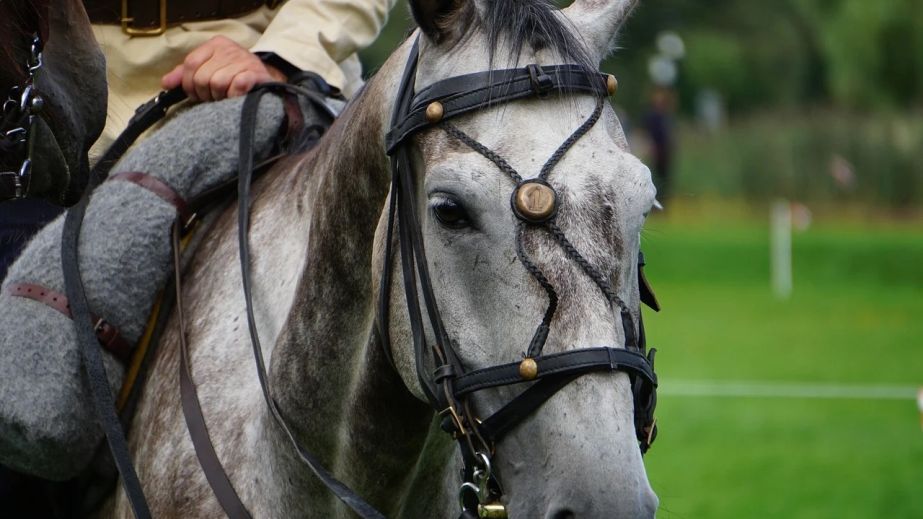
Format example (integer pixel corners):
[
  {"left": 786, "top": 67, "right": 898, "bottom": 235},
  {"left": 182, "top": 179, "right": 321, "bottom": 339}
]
[
  {"left": 0, "top": 0, "right": 395, "bottom": 513},
  {"left": 0, "top": 0, "right": 395, "bottom": 281},
  {"left": 86, "top": 0, "right": 395, "bottom": 156}
]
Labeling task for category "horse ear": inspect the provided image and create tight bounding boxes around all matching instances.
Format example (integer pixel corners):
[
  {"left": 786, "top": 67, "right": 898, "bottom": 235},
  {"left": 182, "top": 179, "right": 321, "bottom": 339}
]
[
  {"left": 408, "top": 0, "right": 470, "bottom": 44},
  {"left": 562, "top": 0, "right": 639, "bottom": 61}
]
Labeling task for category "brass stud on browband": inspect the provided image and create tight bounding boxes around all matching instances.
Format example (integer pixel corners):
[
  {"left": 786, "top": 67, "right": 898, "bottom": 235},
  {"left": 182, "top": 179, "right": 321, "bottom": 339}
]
[
  {"left": 607, "top": 75, "right": 618, "bottom": 96},
  {"left": 519, "top": 358, "right": 538, "bottom": 380},
  {"left": 425, "top": 101, "right": 444, "bottom": 123},
  {"left": 511, "top": 180, "right": 557, "bottom": 223}
]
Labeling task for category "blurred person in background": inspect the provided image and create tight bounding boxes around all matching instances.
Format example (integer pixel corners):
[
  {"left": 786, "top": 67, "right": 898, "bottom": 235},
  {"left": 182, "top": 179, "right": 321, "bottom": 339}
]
[{"left": 643, "top": 85, "right": 676, "bottom": 202}]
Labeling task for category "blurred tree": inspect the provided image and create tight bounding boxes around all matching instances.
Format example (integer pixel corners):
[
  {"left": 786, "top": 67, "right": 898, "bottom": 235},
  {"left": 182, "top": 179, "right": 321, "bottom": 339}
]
[{"left": 606, "top": 0, "right": 923, "bottom": 115}]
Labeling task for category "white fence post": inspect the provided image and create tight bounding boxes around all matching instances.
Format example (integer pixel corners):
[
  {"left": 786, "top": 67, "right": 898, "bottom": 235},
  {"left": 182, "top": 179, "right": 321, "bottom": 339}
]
[{"left": 771, "top": 199, "right": 793, "bottom": 299}]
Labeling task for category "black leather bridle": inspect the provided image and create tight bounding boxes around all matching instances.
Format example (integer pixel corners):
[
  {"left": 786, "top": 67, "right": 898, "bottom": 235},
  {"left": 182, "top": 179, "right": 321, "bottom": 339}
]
[
  {"left": 378, "top": 37, "right": 660, "bottom": 518},
  {"left": 0, "top": 26, "right": 46, "bottom": 201}
]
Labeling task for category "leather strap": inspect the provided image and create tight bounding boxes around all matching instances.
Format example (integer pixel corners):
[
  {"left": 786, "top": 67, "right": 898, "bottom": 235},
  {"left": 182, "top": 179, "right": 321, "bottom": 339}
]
[
  {"left": 85, "top": 0, "right": 275, "bottom": 29},
  {"left": 173, "top": 221, "right": 252, "bottom": 519},
  {"left": 235, "top": 82, "right": 385, "bottom": 518},
  {"left": 4, "top": 282, "right": 132, "bottom": 364},
  {"left": 110, "top": 172, "right": 193, "bottom": 226},
  {"left": 476, "top": 374, "right": 577, "bottom": 444},
  {"left": 94, "top": 88, "right": 188, "bottom": 179},
  {"left": 386, "top": 64, "right": 609, "bottom": 153},
  {"left": 452, "top": 347, "right": 657, "bottom": 397}
]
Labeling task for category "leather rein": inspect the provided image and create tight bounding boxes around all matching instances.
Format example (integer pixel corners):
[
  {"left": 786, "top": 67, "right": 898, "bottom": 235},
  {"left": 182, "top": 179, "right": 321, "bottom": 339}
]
[{"left": 0, "top": 1, "right": 48, "bottom": 201}]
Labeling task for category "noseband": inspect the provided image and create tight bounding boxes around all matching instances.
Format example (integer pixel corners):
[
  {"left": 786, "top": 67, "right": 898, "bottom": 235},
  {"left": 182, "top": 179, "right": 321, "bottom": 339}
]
[
  {"left": 0, "top": 2, "right": 48, "bottom": 201},
  {"left": 379, "top": 38, "right": 659, "bottom": 518}
]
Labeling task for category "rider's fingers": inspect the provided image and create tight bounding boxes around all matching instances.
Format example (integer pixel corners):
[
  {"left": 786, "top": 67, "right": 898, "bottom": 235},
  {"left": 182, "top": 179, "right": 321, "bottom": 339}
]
[
  {"left": 227, "top": 70, "right": 259, "bottom": 99},
  {"left": 207, "top": 62, "right": 239, "bottom": 101},
  {"left": 161, "top": 64, "right": 184, "bottom": 91}
]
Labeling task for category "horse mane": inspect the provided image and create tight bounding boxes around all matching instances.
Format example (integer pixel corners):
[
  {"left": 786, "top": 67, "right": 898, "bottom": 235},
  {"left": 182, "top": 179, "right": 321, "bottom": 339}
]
[
  {"left": 0, "top": 0, "right": 49, "bottom": 82},
  {"left": 472, "top": 0, "right": 595, "bottom": 71}
]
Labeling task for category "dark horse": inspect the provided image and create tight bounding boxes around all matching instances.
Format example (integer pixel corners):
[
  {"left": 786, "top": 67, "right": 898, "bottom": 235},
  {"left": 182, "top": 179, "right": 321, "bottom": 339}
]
[
  {"left": 0, "top": 0, "right": 107, "bottom": 202},
  {"left": 0, "top": 0, "right": 107, "bottom": 277},
  {"left": 0, "top": 0, "right": 107, "bottom": 511}
]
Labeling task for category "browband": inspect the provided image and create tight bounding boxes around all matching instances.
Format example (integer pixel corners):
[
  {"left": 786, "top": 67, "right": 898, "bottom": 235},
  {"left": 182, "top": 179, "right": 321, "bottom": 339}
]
[{"left": 386, "top": 64, "right": 612, "bottom": 153}]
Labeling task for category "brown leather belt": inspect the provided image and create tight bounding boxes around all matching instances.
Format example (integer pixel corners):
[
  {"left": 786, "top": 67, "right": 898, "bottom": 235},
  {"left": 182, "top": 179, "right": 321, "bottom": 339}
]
[
  {"left": 5, "top": 283, "right": 133, "bottom": 364},
  {"left": 85, "top": 0, "right": 282, "bottom": 35}
]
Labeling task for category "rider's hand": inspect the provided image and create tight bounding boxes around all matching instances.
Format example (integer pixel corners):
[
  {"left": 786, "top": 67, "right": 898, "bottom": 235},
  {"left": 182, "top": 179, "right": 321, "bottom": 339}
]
[{"left": 161, "top": 36, "right": 287, "bottom": 102}]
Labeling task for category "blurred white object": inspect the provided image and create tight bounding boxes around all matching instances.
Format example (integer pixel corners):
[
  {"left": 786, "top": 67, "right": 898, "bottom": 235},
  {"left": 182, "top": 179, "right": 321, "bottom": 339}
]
[
  {"left": 648, "top": 55, "right": 677, "bottom": 87},
  {"left": 917, "top": 388, "right": 923, "bottom": 431},
  {"left": 657, "top": 31, "right": 686, "bottom": 61},
  {"left": 695, "top": 88, "right": 725, "bottom": 132},
  {"left": 771, "top": 199, "right": 792, "bottom": 299}
]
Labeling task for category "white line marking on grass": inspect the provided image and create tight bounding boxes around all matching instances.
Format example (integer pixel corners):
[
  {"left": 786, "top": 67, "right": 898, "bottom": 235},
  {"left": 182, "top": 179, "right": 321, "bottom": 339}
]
[{"left": 660, "top": 380, "right": 919, "bottom": 400}]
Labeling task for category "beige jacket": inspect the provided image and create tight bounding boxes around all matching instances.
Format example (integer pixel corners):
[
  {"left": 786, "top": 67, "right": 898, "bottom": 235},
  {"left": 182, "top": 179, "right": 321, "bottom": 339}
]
[{"left": 91, "top": 0, "right": 394, "bottom": 150}]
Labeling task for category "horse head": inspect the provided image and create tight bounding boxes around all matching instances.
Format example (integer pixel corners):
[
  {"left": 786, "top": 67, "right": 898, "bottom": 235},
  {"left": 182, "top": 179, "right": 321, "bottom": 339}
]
[
  {"left": 0, "top": 0, "right": 106, "bottom": 203},
  {"left": 377, "top": 1, "right": 659, "bottom": 516}
]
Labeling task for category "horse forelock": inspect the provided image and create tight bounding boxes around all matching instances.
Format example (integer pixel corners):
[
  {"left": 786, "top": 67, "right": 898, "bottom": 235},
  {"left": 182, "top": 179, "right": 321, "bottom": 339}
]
[
  {"left": 478, "top": 0, "right": 594, "bottom": 70},
  {"left": 432, "top": 0, "right": 594, "bottom": 72}
]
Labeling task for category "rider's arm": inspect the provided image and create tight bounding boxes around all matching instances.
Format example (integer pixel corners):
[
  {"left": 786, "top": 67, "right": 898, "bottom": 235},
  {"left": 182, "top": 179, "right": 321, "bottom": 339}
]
[{"left": 250, "top": 0, "right": 397, "bottom": 96}]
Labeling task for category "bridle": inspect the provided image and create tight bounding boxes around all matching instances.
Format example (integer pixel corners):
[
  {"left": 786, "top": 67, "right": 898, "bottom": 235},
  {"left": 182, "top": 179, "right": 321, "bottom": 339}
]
[
  {"left": 378, "top": 37, "right": 660, "bottom": 518},
  {"left": 0, "top": 2, "right": 48, "bottom": 201}
]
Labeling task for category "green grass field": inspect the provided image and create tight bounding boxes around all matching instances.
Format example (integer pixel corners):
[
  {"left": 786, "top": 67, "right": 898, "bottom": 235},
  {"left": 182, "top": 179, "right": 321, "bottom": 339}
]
[{"left": 639, "top": 200, "right": 923, "bottom": 518}]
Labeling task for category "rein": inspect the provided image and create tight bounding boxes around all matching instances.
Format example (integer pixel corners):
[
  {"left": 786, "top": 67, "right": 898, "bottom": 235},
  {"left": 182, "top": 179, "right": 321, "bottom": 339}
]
[{"left": 61, "top": 88, "right": 190, "bottom": 519}]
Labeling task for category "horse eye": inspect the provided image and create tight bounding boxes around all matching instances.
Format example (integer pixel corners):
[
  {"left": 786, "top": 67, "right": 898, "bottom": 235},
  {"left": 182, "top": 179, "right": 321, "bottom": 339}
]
[{"left": 430, "top": 196, "right": 470, "bottom": 229}]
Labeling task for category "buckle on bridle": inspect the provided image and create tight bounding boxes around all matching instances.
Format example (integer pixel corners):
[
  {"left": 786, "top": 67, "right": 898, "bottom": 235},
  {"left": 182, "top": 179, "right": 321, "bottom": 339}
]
[
  {"left": 121, "top": 0, "right": 167, "bottom": 36},
  {"left": 459, "top": 452, "right": 508, "bottom": 518},
  {"left": 526, "top": 64, "right": 553, "bottom": 98},
  {"left": 439, "top": 404, "right": 467, "bottom": 438}
]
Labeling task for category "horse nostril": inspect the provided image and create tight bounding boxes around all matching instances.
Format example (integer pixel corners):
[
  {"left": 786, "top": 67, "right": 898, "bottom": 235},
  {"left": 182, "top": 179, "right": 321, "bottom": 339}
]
[{"left": 551, "top": 510, "right": 576, "bottom": 519}]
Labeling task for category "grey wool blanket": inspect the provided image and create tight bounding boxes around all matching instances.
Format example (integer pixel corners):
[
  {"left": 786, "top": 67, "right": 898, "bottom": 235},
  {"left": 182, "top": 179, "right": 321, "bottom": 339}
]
[{"left": 0, "top": 91, "right": 321, "bottom": 480}]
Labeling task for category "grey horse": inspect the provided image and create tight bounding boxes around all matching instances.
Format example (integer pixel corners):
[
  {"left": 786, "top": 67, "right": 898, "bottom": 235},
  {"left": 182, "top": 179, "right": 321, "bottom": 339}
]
[
  {"left": 107, "top": 0, "right": 658, "bottom": 516},
  {"left": 6, "top": 0, "right": 660, "bottom": 516}
]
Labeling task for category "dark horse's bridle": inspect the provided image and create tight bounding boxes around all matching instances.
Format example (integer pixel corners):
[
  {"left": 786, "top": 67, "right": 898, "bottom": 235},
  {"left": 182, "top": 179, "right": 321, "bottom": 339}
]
[
  {"left": 0, "top": 2, "right": 48, "bottom": 201},
  {"left": 56, "top": 34, "right": 660, "bottom": 519},
  {"left": 377, "top": 37, "right": 660, "bottom": 518}
]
